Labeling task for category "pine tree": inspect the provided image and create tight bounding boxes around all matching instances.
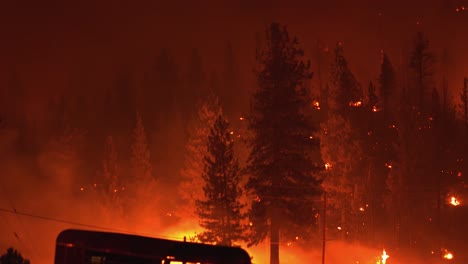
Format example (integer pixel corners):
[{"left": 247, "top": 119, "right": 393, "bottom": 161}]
[
  {"left": 367, "top": 81, "right": 378, "bottom": 111},
  {"left": 99, "top": 135, "right": 123, "bottom": 220},
  {"left": 320, "top": 114, "right": 364, "bottom": 241},
  {"left": 179, "top": 93, "right": 223, "bottom": 217},
  {"left": 329, "top": 43, "right": 362, "bottom": 116},
  {"left": 409, "top": 31, "right": 434, "bottom": 112},
  {"left": 128, "top": 111, "right": 156, "bottom": 222},
  {"left": 246, "top": 22, "right": 322, "bottom": 264},
  {"left": 131, "top": 112, "right": 152, "bottom": 182},
  {"left": 196, "top": 115, "right": 245, "bottom": 246},
  {"left": 379, "top": 53, "right": 396, "bottom": 117}
]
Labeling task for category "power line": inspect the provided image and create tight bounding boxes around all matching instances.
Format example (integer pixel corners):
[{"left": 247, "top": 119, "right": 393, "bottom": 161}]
[
  {"left": 0, "top": 186, "right": 38, "bottom": 261},
  {"left": 0, "top": 207, "right": 184, "bottom": 241}
]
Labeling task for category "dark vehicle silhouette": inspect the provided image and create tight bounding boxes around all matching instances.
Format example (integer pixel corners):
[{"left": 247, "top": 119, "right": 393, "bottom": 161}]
[{"left": 54, "top": 229, "right": 251, "bottom": 264}]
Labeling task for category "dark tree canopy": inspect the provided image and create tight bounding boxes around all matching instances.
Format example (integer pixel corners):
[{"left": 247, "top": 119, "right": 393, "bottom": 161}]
[
  {"left": 329, "top": 43, "right": 362, "bottom": 116},
  {"left": 196, "top": 115, "right": 245, "bottom": 246},
  {"left": 246, "top": 22, "right": 322, "bottom": 264},
  {"left": 379, "top": 53, "right": 396, "bottom": 116},
  {"left": 367, "top": 81, "right": 378, "bottom": 111},
  {"left": 0, "top": 248, "right": 30, "bottom": 264},
  {"left": 409, "top": 31, "right": 435, "bottom": 112}
]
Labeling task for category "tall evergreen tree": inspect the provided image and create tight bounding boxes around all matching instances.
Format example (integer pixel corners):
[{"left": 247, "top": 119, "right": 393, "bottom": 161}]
[
  {"left": 320, "top": 114, "right": 364, "bottom": 241},
  {"left": 329, "top": 43, "right": 362, "bottom": 116},
  {"left": 179, "top": 93, "right": 223, "bottom": 217},
  {"left": 246, "top": 22, "right": 322, "bottom": 264},
  {"left": 99, "top": 135, "right": 123, "bottom": 219},
  {"left": 131, "top": 112, "right": 152, "bottom": 182},
  {"left": 125, "top": 111, "right": 158, "bottom": 229},
  {"left": 196, "top": 115, "right": 245, "bottom": 246},
  {"left": 409, "top": 31, "right": 434, "bottom": 112},
  {"left": 379, "top": 53, "right": 396, "bottom": 117},
  {"left": 367, "top": 81, "right": 378, "bottom": 111}
]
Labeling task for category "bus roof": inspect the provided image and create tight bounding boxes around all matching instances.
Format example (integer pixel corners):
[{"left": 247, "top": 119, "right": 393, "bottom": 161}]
[{"left": 56, "top": 229, "right": 251, "bottom": 264}]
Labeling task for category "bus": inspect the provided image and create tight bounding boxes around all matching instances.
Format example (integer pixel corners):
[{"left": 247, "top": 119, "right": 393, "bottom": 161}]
[{"left": 54, "top": 229, "right": 252, "bottom": 264}]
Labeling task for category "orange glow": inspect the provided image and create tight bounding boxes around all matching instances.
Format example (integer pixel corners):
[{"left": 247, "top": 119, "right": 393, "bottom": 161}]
[
  {"left": 312, "top": 100, "right": 321, "bottom": 110},
  {"left": 449, "top": 196, "right": 460, "bottom": 206},
  {"left": 349, "top": 101, "right": 362, "bottom": 107},
  {"left": 442, "top": 248, "right": 454, "bottom": 260},
  {"left": 325, "top": 162, "right": 332, "bottom": 170},
  {"left": 381, "top": 249, "right": 389, "bottom": 264},
  {"left": 443, "top": 252, "right": 454, "bottom": 260},
  {"left": 372, "top": 106, "right": 378, "bottom": 112}
]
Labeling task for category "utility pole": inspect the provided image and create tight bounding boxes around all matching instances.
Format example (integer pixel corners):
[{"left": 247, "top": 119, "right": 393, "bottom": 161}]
[{"left": 322, "top": 192, "right": 327, "bottom": 264}]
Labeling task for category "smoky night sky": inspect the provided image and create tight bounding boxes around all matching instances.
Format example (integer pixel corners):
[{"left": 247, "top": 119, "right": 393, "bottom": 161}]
[
  {"left": 1, "top": 0, "right": 467, "bottom": 94},
  {"left": 1, "top": 0, "right": 468, "bottom": 263}
]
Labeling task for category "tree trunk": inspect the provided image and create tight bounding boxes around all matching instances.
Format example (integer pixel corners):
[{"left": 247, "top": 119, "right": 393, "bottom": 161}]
[{"left": 270, "top": 215, "right": 280, "bottom": 264}]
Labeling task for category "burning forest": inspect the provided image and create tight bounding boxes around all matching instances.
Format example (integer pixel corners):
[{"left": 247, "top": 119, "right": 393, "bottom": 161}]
[{"left": 1, "top": 1, "right": 468, "bottom": 263}]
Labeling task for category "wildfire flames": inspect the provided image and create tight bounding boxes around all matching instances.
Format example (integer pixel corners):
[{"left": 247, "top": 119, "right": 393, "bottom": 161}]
[
  {"left": 449, "top": 196, "right": 460, "bottom": 206},
  {"left": 442, "top": 248, "right": 454, "bottom": 260},
  {"left": 377, "top": 249, "right": 389, "bottom": 264}
]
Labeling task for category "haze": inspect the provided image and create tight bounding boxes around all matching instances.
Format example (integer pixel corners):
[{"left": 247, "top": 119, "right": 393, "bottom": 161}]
[{"left": 0, "top": 0, "right": 467, "bottom": 263}]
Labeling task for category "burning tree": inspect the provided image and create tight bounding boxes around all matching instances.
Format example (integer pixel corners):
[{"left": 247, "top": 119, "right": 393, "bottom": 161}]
[
  {"left": 245, "top": 22, "right": 322, "bottom": 264},
  {"left": 367, "top": 81, "right": 378, "bottom": 112},
  {"left": 321, "top": 42, "right": 367, "bottom": 242},
  {"left": 328, "top": 43, "right": 362, "bottom": 116},
  {"left": 320, "top": 114, "right": 364, "bottom": 241},
  {"left": 179, "top": 93, "right": 223, "bottom": 217},
  {"left": 196, "top": 115, "right": 245, "bottom": 246}
]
